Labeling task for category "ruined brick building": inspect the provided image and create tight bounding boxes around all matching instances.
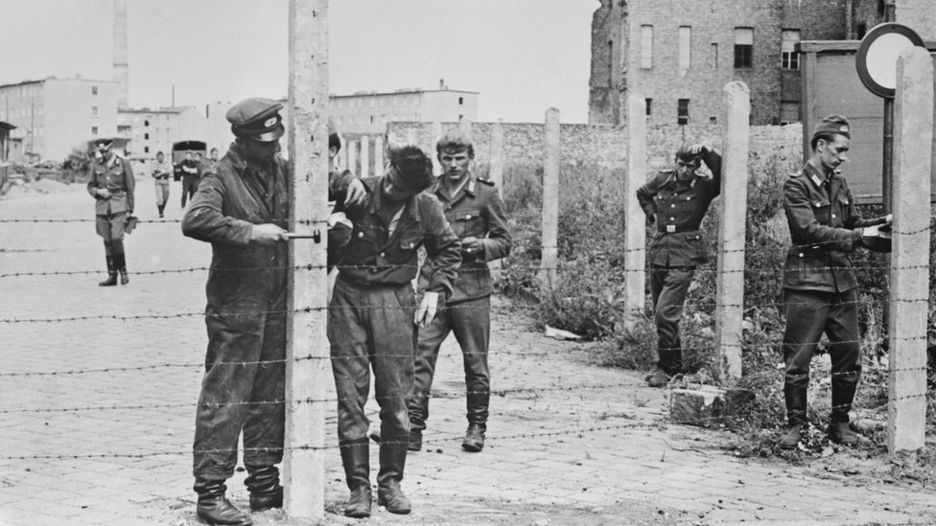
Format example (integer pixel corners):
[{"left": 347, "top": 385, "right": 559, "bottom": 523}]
[{"left": 590, "top": 0, "right": 936, "bottom": 126}]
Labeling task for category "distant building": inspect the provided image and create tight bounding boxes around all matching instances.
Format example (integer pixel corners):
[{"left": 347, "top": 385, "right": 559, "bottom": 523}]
[
  {"left": 589, "top": 0, "right": 934, "bottom": 126},
  {"left": 0, "top": 77, "right": 119, "bottom": 162},
  {"left": 117, "top": 106, "right": 209, "bottom": 159},
  {"left": 330, "top": 84, "right": 479, "bottom": 134}
]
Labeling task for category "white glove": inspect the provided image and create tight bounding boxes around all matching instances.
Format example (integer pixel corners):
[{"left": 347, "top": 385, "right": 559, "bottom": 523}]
[{"left": 414, "top": 291, "right": 440, "bottom": 328}]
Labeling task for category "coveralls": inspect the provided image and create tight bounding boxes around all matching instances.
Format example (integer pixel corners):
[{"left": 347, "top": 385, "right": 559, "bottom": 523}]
[
  {"left": 328, "top": 174, "right": 460, "bottom": 492},
  {"left": 636, "top": 149, "right": 721, "bottom": 374},
  {"left": 781, "top": 162, "right": 886, "bottom": 425},
  {"left": 409, "top": 174, "right": 511, "bottom": 433},
  {"left": 182, "top": 143, "right": 288, "bottom": 483},
  {"left": 87, "top": 152, "right": 135, "bottom": 275}
]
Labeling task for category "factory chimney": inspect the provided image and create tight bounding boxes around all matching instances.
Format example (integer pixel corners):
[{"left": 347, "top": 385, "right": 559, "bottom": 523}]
[{"left": 113, "top": 0, "right": 129, "bottom": 108}]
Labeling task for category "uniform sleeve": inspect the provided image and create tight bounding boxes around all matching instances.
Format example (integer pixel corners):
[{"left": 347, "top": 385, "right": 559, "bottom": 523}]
[
  {"left": 636, "top": 172, "right": 665, "bottom": 218},
  {"left": 783, "top": 177, "right": 861, "bottom": 252},
  {"left": 702, "top": 148, "right": 722, "bottom": 197},
  {"left": 181, "top": 173, "right": 254, "bottom": 246},
  {"left": 480, "top": 187, "right": 511, "bottom": 262},
  {"left": 420, "top": 194, "right": 461, "bottom": 298},
  {"left": 124, "top": 161, "right": 135, "bottom": 213},
  {"left": 86, "top": 164, "right": 99, "bottom": 198},
  {"left": 842, "top": 184, "right": 886, "bottom": 229}
]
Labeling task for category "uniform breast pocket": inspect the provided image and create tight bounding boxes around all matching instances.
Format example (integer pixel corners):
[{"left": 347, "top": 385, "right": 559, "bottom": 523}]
[
  {"left": 811, "top": 199, "right": 831, "bottom": 224},
  {"left": 453, "top": 208, "right": 484, "bottom": 237},
  {"left": 399, "top": 233, "right": 424, "bottom": 252}
]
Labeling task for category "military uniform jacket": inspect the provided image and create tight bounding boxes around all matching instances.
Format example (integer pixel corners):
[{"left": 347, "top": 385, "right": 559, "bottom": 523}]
[
  {"left": 419, "top": 173, "right": 511, "bottom": 303},
  {"left": 87, "top": 153, "right": 135, "bottom": 215},
  {"left": 636, "top": 150, "right": 721, "bottom": 267},
  {"left": 331, "top": 175, "right": 461, "bottom": 299},
  {"left": 782, "top": 162, "right": 884, "bottom": 293},
  {"left": 181, "top": 144, "right": 288, "bottom": 308}
]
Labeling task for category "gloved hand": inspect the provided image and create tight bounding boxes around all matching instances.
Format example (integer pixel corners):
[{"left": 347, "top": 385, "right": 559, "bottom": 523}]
[
  {"left": 414, "top": 291, "right": 440, "bottom": 328},
  {"left": 860, "top": 224, "right": 892, "bottom": 253}
]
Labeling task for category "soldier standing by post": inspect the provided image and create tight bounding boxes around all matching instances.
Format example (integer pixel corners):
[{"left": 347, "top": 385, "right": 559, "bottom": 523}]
[
  {"left": 637, "top": 143, "right": 721, "bottom": 387},
  {"left": 87, "top": 137, "right": 135, "bottom": 286},
  {"left": 778, "top": 114, "right": 892, "bottom": 450},
  {"left": 406, "top": 130, "right": 511, "bottom": 453},
  {"left": 328, "top": 145, "right": 460, "bottom": 518}
]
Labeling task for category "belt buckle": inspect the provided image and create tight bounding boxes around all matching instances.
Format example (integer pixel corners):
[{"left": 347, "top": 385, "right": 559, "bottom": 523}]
[{"left": 666, "top": 224, "right": 676, "bottom": 233}]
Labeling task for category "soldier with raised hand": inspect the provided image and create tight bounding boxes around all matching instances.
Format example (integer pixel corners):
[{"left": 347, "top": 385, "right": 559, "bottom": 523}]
[
  {"left": 637, "top": 143, "right": 722, "bottom": 387},
  {"left": 328, "top": 145, "right": 460, "bottom": 518},
  {"left": 778, "top": 114, "right": 891, "bottom": 450},
  {"left": 407, "top": 130, "right": 511, "bottom": 453}
]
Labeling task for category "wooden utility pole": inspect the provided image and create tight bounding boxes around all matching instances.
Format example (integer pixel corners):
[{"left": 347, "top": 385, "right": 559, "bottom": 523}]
[{"left": 285, "top": 0, "right": 329, "bottom": 518}]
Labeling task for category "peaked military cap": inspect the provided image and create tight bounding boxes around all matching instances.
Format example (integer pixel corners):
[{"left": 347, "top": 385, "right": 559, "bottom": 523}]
[
  {"left": 226, "top": 97, "right": 285, "bottom": 142},
  {"left": 93, "top": 137, "right": 114, "bottom": 147}
]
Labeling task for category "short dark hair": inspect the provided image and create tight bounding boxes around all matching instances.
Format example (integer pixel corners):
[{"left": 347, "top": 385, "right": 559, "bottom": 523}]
[
  {"left": 329, "top": 132, "right": 341, "bottom": 153},
  {"left": 436, "top": 130, "right": 474, "bottom": 159}
]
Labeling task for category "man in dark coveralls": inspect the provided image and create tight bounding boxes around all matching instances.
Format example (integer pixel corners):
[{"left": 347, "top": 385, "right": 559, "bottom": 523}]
[
  {"left": 779, "top": 114, "right": 891, "bottom": 450},
  {"left": 182, "top": 97, "right": 365, "bottom": 525},
  {"left": 407, "top": 130, "right": 511, "bottom": 453},
  {"left": 328, "top": 145, "right": 460, "bottom": 518},
  {"left": 637, "top": 143, "right": 722, "bottom": 387},
  {"left": 87, "top": 137, "right": 135, "bottom": 286}
]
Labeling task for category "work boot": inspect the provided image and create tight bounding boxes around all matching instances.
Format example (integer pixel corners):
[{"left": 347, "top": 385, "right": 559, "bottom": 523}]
[
  {"left": 462, "top": 423, "right": 486, "bottom": 452},
  {"left": 645, "top": 368, "right": 671, "bottom": 388},
  {"left": 377, "top": 443, "right": 411, "bottom": 514},
  {"left": 827, "top": 421, "right": 860, "bottom": 447},
  {"left": 99, "top": 255, "right": 117, "bottom": 287},
  {"left": 114, "top": 253, "right": 129, "bottom": 285},
  {"left": 194, "top": 479, "right": 252, "bottom": 526},
  {"left": 779, "top": 422, "right": 805, "bottom": 450},
  {"left": 340, "top": 439, "right": 371, "bottom": 518},
  {"left": 245, "top": 465, "right": 282, "bottom": 512},
  {"left": 407, "top": 429, "right": 422, "bottom": 452}
]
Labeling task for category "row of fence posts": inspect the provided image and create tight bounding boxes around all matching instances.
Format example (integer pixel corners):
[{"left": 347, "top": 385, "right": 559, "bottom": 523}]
[{"left": 282, "top": 3, "right": 932, "bottom": 515}]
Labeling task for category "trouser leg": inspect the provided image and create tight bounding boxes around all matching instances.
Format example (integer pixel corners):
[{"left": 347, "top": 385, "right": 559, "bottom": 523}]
[
  {"left": 781, "top": 289, "right": 830, "bottom": 426},
  {"left": 826, "top": 289, "right": 861, "bottom": 423},
  {"left": 652, "top": 266, "right": 694, "bottom": 374},
  {"left": 409, "top": 308, "right": 451, "bottom": 432},
  {"left": 329, "top": 279, "right": 373, "bottom": 485},
  {"left": 242, "top": 293, "right": 286, "bottom": 468},
  {"left": 451, "top": 296, "right": 491, "bottom": 427},
  {"left": 193, "top": 303, "right": 267, "bottom": 482}
]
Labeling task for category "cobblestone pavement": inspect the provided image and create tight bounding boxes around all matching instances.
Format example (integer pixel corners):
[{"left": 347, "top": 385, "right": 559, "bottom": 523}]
[{"left": 2, "top": 185, "right": 935, "bottom": 526}]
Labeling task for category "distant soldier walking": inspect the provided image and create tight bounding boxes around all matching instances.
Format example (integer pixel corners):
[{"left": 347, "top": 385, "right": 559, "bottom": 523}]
[
  {"left": 180, "top": 150, "right": 200, "bottom": 208},
  {"left": 407, "top": 131, "right": 511, "bottom": 453},
  {"left": 87, "top": 137, "right": 135, "bottom": 286},
  {"left": 637, "top": 144, "right": 721, "bottom": 387},
  {"left": 151, "top": 150, "right": 172, "bottom": 218}
]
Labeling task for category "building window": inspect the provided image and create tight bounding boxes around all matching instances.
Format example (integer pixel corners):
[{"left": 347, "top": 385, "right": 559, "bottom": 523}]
[
  {"left": 678, "top": 26, "right": 692, "bottom": 73},
  {"left": 91, "top": 105, "right": 99, "bottom": 116},
  {"left": 91, "top": 126, "right": 98, "bottom": 135},
  {"left": 734, "top": 28, "right": 754, "bottom": 69},
  {"left": 144, "top": 133, "right": 149, "bottom": 140},
  {"left": 677, "top": 99, "right": 689, "bottom": 125},
  {"left": 144, "top": 146, "right": 150, "bottom": 154},
  {"left": 711, "top": 43, "right": 718, "bottom": 69},
  {"left": 144, "top": 120, "right": 149, "bottom": 127},
  {"left": 640, "top": 25, "right": 653, "bottom": 69},
  {"left": 645, "top": 98, "right": 652, "bottom": 118},
  {"left": 780, "top": 101, "right": 800, "bottom": 123},
  {"left": 370, "top": 115, "right": 375, "bottom": 123},
  {"left": 91, "top": 86, "right": 98, "bottom": 96},
  {"left": 458, "top": 96, "right": 464, "bottom": 105},
  {"left": 781, "top": 29, "right": 801, "bottom": 70}
]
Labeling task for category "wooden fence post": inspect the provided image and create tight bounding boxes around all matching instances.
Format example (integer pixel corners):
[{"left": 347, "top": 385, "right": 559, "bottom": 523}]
[
  {"left": 714, "top": 81, "right": 750, "bottom": 383},
  {"left": 624, "top": 94, "right": 647, "bottom": 325},
  {"left": 887, "top": 46, "right": 933, "bottom": 453},
  {"left": 539, "top": 108, "right": 560, "bottom": 287},
  {"left": 285, "top": 0, "right": 328, "bottom": 518}
]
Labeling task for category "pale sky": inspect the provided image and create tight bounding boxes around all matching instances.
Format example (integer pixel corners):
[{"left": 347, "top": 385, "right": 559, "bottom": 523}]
[{"left": 0, "top": 0, "right": 595, "bottom": 123}]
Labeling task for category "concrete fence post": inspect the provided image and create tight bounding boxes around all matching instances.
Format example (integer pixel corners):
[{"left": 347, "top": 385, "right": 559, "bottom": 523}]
[
  {"left": 714, "top": 81, "right": 750, "bottom": 383},
  {"left": 359, "top": 136, "right": 369, "bottom": 177},
  {"left": 347, "top": 138, "right": 357, "bottom": 176},
  {"left": 539, "top": 108, "right": 560, "bottom": 288},
  {"left": 624, "top": 94, "right": 647, "bottom": 325},
  {"left": 887, "top": 46, "right": 933, "bottom": 454},
  {"left": 285, "top": 0, "right": 328, "bottom": 518},
  {"left": 374, "top": 134, "right": 384, "bottom": 175}
]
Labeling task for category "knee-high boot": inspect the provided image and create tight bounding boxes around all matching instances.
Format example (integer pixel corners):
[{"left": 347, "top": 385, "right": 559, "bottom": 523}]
[
  {"left": 193, "top": 479, "right": 252, "bottom": 526},
  {"left": 99, "top": 255, "right": 117, "bottom": 287},
  {"left": 377, "top": 442, "right": 411, "bottom": 514},
  {"left": 340, "top": 439, "right": 372, "bottom": 517}
]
